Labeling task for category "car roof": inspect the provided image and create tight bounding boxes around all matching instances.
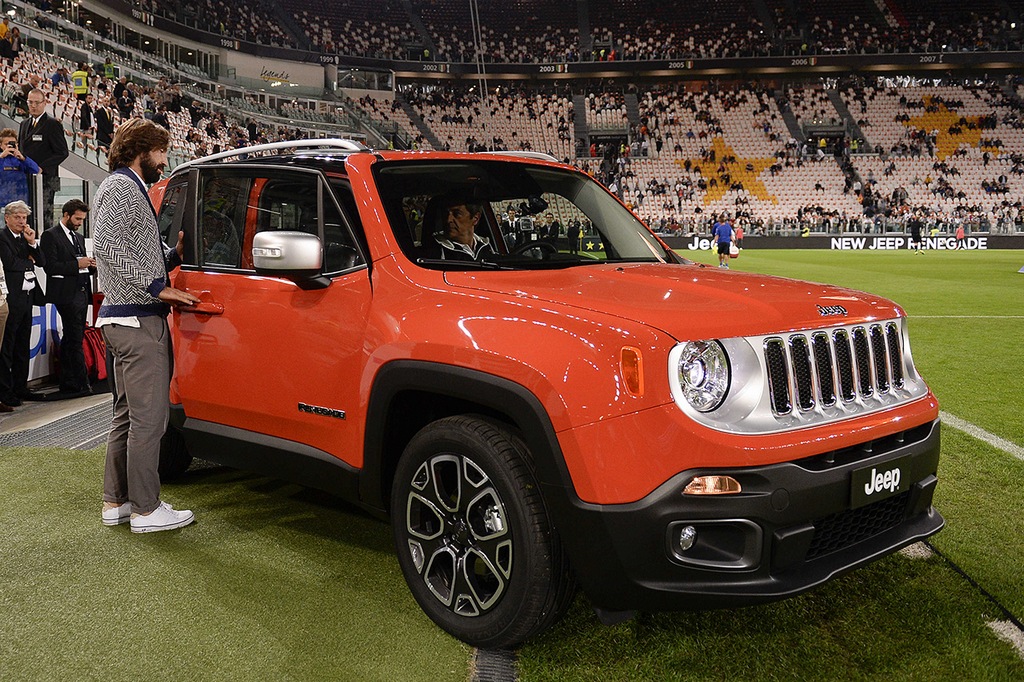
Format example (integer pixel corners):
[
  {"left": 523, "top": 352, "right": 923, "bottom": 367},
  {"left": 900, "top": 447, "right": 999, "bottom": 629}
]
[{"left": 170, "top": 139, "right": 561, "bottom": 178}]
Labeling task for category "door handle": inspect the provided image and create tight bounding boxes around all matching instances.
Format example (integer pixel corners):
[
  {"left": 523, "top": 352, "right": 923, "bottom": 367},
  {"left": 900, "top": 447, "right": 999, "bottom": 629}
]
[
  {"left": 180, "top": 301, "right": 224, "bottom": 315},
  {"left": 175, "top": 288, "right": 223, "bottom": 315}
]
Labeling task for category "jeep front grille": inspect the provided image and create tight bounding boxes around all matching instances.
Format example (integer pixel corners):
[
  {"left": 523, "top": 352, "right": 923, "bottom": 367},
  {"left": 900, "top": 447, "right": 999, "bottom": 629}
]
[
  {"left": 764, "top": 322, "right": 906, "bottom": 417},
  {"left": 669, "top": 318, "right": 928, "bottom": 435}
]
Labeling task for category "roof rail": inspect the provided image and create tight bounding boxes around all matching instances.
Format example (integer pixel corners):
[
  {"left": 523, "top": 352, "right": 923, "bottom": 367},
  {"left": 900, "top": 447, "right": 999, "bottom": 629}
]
[
  {"left": 173, "top": 138, "right": 370, "bottom": 173},
  {"left": 477, "top": 150, "right": 559, "bottom": 162}
]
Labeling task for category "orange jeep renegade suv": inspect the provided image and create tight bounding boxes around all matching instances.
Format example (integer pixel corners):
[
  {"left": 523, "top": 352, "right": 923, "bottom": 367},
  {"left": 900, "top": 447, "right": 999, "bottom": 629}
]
[{"left": 153, "top": 140, "right": 943, "bottom": 648}]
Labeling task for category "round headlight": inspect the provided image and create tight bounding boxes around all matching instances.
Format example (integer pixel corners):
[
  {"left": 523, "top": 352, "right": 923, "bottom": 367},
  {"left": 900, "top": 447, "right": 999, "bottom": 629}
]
[{"left": 677, "top": 340, "right": 730, "bottom": 412}]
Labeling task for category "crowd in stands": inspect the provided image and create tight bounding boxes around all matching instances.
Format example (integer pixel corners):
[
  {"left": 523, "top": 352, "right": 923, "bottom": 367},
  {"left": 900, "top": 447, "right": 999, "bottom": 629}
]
[
  {"left": 281, "top": 0, "right": 414, "bottom": 58},
  {"left": 401, "top": 84, "right": 574, "bottom": 161},
  {"left": 591, "top": 78, "right": 1024, "bottom": 234},
  {"left": 349, "top": 93, "right": 431, "bottom": 150},
  {"left": 423, "top": 0, "right": 581, "bottom": 64},
  {"left": 4, "top": 4, "right": 1024, "bottom": 237},
  {"left": 0, "top": 43, "right": 319, "bottom": 174},
  {"left": 136, "top": 0, "right": 298, "bottom": 47},
  {"left": 590, "top": 0, "right": 774, "bottom": 61},
  {"left": 109, "top": 0, "right": 1022, "bottom": 64}
]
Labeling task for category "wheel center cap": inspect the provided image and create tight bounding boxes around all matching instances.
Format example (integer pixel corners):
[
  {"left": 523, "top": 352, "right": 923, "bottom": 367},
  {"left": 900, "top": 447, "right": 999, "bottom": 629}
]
[{"left": 451, "top": 519, "right": 470, "bottom": 546}]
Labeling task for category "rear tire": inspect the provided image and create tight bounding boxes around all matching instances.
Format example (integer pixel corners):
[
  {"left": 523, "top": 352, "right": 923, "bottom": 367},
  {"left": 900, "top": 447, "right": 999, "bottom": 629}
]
[
  {"left": 158, "top": 425, "right": 194, "bottom": 481},
  {"left": 391, "top": 415, "right": 575, "bottom": 648}
]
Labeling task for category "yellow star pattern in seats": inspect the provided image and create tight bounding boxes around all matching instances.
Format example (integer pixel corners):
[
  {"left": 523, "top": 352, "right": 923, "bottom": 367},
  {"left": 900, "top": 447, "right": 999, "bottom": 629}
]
[
  {"left": 902, "top": 97, "right": 988, "bottom": 160},
  {"left": 676, "top": 136, "right": 776, "bottom": 205}
]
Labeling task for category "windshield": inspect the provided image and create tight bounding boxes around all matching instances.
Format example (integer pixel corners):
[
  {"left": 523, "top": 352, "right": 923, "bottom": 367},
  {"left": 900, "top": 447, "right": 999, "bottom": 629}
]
[{"left": 375, "top": 159, "right": 673, "bottom": 269}]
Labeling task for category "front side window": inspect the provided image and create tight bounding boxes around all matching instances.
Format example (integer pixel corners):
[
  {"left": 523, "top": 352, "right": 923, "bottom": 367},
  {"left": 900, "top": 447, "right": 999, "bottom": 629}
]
[
  {"left": 375, "top": 160, "right": 673, "bottom": 269},
  {"left": 195, "top": 167, "right": 364, "bottom": 273},
  {"left": 198, "top": 173, "right": 249, "bottom": 268},
  {"left": 255, "top": 176, "right": 319, "bottom": 235}
]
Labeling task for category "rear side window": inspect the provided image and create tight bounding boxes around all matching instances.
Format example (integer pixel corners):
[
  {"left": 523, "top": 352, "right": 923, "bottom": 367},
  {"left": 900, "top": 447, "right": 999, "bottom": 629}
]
[{"left": 157, "top": 180, "right": 187, "bottom": 258}]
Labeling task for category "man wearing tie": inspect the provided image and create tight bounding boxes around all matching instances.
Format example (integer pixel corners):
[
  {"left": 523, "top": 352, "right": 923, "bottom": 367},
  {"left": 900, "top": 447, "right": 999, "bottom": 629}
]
[
  {"left": 0, "top": 200, "right": 45, "bottom": 406},
  {"left": 43, "top": 198, "right": 94, "bottom": 395},
  {"left": 18, "top": 90, "right": 68, "bottom": 231}
]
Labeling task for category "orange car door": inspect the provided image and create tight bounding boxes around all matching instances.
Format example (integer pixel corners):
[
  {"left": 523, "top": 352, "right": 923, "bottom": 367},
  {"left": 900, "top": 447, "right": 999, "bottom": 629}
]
[{"left": 169, "top": 166, "right": 372, "bottom": 468}]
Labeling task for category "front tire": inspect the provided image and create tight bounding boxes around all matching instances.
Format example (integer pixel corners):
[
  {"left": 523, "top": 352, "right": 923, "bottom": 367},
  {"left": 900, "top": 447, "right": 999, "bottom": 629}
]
[{"left": 391, "top": 416, "right": 575, "bottom": 648}]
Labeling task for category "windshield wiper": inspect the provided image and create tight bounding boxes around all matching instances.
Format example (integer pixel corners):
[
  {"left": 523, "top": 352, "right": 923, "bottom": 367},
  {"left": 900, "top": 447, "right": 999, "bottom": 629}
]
[{"left": 415, "top": 258, "right": 513, "bottom": 270}]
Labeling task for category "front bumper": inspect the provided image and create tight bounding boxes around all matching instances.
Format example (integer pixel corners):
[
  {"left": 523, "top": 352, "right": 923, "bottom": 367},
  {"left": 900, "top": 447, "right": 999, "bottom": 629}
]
[{"left": 549, "top": 418, "right": 943, "bottom": 612}]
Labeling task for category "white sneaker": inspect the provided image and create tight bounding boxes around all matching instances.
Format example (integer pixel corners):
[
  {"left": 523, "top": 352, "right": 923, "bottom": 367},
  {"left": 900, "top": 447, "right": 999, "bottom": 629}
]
[
  {"left": 130, "top": 502, "right": 195, "bottom": 534},
  {"left": 102, "top": 502, "right": 132, "bottom": 526}
]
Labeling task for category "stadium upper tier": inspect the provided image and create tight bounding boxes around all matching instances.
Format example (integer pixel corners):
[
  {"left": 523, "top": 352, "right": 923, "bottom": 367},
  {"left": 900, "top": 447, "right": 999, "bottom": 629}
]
[
  {"left": 7, "top": 0, "right": 1024, "bottom": 236},
  {"left": 120, "top": 0, "right": 1019, "bottom": 63}
]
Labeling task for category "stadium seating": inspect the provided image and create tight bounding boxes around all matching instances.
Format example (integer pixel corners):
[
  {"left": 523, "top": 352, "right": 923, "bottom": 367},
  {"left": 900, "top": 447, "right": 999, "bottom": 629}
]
[
  {"left": 280, "top": 0, "right": 413, "bottom": 58},
  {"left": 4, "top": 3, "right": 1023, "bottom": 235},
  {"left": 404, "top": 87, "right": 573, "bottom": 160}
]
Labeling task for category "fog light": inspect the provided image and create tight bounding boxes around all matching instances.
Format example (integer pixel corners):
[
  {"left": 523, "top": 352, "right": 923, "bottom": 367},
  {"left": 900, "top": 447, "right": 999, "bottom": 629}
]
[
  {"left": 677, "top": 525, "right": 697, "bottom": 551},
  {"left": 683, "top": 475, "right": 742, "bottom": 495}
]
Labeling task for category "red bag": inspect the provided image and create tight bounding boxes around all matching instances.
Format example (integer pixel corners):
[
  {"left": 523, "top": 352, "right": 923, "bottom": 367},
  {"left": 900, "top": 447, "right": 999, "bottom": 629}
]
[{"left": 83, "top": 326, "right": 108, "bottom": 381}]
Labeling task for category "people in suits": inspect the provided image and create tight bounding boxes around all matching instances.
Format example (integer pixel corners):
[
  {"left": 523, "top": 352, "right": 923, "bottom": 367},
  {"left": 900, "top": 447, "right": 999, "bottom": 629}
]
[
  {"left": 94, "top": 97, "right": 115, "bottom": 156},
  {"left": 77, "top": 92, "right": 95, "bottom": 151},
  {"left": 43, "top": 198, "right": 94, "bottom": 395},
  {"left": 0, "top": 253, "right": 10, "bottom": 411},
  {"left": 0, "top": 200, "right": 46, "bottom": 405},
  {"left": 18, "top": 89, "right": 69, "bottom": 231}
]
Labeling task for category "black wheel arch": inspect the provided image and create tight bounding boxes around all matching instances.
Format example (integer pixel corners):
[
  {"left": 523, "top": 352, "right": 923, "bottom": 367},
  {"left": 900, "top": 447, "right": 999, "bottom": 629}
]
[{"left": 361, "top": 360, "right": 577, "bottom": 521}]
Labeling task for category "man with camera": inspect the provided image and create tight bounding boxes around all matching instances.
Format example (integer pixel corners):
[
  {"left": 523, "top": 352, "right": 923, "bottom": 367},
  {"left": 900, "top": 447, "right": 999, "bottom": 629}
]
[{"left": 0, "top": 129, "right": 39, "bottom": 207}]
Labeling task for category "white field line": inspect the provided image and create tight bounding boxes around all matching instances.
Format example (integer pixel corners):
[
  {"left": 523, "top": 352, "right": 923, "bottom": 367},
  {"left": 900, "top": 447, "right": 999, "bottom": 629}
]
[
  {"left": 987, "top": 621, "right": 1024, "bottom": 661},
  {"left": 914, "top": 315, "right": 1024, "bottom": 319},
  {"left": 898, "top": 542, "right": 935, "bottom": 560},
  {"left": 941, "top": 413, "right": 1024, "bottom": 659},
  {"left": 940, "top": 411, "right": 1024, "bottom": 461}
]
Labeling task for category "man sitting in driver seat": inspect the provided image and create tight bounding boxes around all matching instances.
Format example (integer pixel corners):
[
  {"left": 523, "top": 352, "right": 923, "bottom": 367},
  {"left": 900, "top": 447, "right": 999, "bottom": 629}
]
[{"left": 435, "top": 195, "right": 495, "bottom": 261}]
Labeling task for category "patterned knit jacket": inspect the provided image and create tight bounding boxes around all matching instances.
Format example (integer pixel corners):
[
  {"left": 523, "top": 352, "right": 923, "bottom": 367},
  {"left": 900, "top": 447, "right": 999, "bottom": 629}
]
[{"left": 92, "top": 170, "right": 178, "bottom": 318}]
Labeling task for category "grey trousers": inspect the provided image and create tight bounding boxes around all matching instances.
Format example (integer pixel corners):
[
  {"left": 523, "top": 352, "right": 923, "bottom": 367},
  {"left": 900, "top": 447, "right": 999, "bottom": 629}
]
[{"left": 101, "top": 316, "right": 172, "bottom": 515}]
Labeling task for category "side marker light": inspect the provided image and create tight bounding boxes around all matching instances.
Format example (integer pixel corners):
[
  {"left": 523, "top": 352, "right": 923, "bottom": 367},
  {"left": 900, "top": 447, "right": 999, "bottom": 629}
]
[{"left": 620, "top": 347, "right": 644, "bottom": 396}]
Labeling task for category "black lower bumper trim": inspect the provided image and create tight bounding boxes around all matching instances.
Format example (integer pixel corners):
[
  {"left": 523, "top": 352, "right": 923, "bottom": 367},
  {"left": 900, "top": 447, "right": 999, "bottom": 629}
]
[{"left": 549, "top": 419, "right": 944, "bottom": 612}]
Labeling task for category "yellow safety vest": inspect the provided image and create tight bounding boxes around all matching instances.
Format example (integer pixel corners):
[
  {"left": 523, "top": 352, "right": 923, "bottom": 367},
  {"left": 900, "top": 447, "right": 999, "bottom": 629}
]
[{"left": 72, "top": 70, "right": 89, "bottom": 95}]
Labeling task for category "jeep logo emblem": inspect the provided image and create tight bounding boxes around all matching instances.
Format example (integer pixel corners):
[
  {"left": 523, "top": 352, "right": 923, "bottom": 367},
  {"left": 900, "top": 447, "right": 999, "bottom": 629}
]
[
  {"left": 817, "top": 304, "right": 848, "bottom": 317},
  {"left": 863, "top": 466, "right": 901, "bottom": 496}
]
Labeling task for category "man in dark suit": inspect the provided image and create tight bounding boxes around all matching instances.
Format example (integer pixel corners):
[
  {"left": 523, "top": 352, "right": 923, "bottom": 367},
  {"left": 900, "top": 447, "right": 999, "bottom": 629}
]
[
  {"left": 18, "top": 89, "right": 69, "bottom": 231},
  {"left": 94, "top": 97, "right": 115, "bottom": 155},
  {"left": 43, "top": 198, "right": 94, "bottom": 395},
  {"left": 0, "top": 200, "right": 46, "bottom": 405}
]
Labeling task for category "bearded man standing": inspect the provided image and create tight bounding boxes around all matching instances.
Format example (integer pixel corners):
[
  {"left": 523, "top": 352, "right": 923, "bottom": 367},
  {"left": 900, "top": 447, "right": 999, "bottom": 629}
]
[{"left": 92, "top": 118, "right": 200, "bottom": 533}]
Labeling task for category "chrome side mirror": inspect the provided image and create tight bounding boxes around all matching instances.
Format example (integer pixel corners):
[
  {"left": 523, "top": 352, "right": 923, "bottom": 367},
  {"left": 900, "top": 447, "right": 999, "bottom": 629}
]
[{"left": 252, "top": 231, "right": 329, "bottom": 289}]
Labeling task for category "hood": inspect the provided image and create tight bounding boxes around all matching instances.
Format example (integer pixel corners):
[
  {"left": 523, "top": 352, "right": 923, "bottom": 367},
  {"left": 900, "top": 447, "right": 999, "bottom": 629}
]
[{"left": 443, "top": 262, "right": 901, "bottom": 341}]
